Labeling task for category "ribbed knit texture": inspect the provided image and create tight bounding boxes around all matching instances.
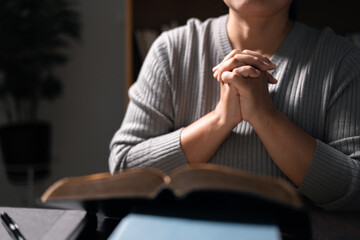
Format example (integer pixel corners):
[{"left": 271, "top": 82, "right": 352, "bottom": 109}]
[{"left": 109, "top": 15, "right": 360, "bottom": 210}]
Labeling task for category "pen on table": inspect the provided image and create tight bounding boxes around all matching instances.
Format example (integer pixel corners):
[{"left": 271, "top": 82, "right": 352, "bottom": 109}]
[{"left": 1, "top": 212, "right": 26, "bottom": 240}]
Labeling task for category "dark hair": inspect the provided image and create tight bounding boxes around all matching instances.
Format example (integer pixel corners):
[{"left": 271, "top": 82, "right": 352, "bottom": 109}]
[{"left": 289, "top": 0, "right": 297, "bottom": 20}]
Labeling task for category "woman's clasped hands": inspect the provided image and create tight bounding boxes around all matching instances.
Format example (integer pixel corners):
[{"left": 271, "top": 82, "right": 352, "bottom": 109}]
[{"left": 212, "top": 49, "right": 278, "bottom": 129}]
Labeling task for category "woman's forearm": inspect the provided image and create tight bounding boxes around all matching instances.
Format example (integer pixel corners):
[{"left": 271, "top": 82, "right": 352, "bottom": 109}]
[
  {"left": 180, "top": 111, "right": 237, "bottom": 163},
  {"left": 252, "top": 109, "right": 317, "bottom": 186},
  {"left": 181, "top": 82, "right": 242, "bottom": 164}
]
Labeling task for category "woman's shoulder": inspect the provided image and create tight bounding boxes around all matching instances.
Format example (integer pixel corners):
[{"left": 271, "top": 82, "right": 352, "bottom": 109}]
[
  {"left": 164, "top": 14, "right": 227, "bottom": 37},
  {"left": 300, "top": 23, "right": 360, "bottom": 92},
  {"left": 296, "top": 21, "right": 360, "bottom": 59},
  {"left": 153, "top": 15, "right": 227, "bottom": 49},
  {"left": 147, "top": 14, "right": 227, "bottom": 68},
  {"left": 317, "top": 26, "right": 360, "bottom": 75}
]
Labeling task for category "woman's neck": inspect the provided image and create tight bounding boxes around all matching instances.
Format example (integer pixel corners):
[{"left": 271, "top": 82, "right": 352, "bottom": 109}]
[{"left": 226, "top": 9, "right": 293, "bottom": 58}]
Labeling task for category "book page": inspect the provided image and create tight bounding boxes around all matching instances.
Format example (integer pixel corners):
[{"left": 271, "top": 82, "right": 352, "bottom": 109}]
[
  {"left": 41, "top": 168, "right": 167, "bottom": 202},
  {"left": 169, "top": 164, "right": 302, "bottom": 208}
]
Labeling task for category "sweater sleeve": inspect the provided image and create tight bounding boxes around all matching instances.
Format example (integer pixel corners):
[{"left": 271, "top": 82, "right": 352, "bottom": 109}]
[
  {"left": 298, "top": 51, "right": 360, "bottom": 210},
  {"left": 109, "top": 34, "right": 187, "bottom": 174}
]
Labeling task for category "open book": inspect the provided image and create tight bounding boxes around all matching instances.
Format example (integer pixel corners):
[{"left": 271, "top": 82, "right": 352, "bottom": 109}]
[
  {"left": 41, "top": 164, "right": 311, "bottom": 238},
  {"left": 41, "top": 164, "right": 302, "bottom": 212}
]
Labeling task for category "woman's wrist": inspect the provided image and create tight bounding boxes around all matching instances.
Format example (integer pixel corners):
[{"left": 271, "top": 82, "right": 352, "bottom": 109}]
[
  {"left": 212, "top": 107, "right": 240, "bottom": 131},
  {"left": 180, "top": 110, "right": 237, "bottom": 163},
  {"left": 249, "top": 107, "right": 279, "bottom": 133}
]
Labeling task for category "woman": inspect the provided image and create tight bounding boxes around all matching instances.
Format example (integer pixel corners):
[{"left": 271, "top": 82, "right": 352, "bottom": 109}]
[{"left": 109, "top": 0, "right": 360, "bottom": 210}]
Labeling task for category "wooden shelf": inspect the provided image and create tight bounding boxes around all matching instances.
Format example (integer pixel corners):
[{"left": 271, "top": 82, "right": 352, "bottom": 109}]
[{"left": 124, "top": 0, "right": 227, "bottom": 104}]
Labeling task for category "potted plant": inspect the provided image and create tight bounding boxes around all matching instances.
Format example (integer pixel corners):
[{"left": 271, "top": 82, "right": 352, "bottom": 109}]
[{"left": 0, "top": 0, "right": 81, "bottom": 182}]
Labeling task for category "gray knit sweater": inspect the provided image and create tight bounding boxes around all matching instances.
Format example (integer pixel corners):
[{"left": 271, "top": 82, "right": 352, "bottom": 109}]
[{"left": 109, "top": 15, "right": 360, "bottom": 210}]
